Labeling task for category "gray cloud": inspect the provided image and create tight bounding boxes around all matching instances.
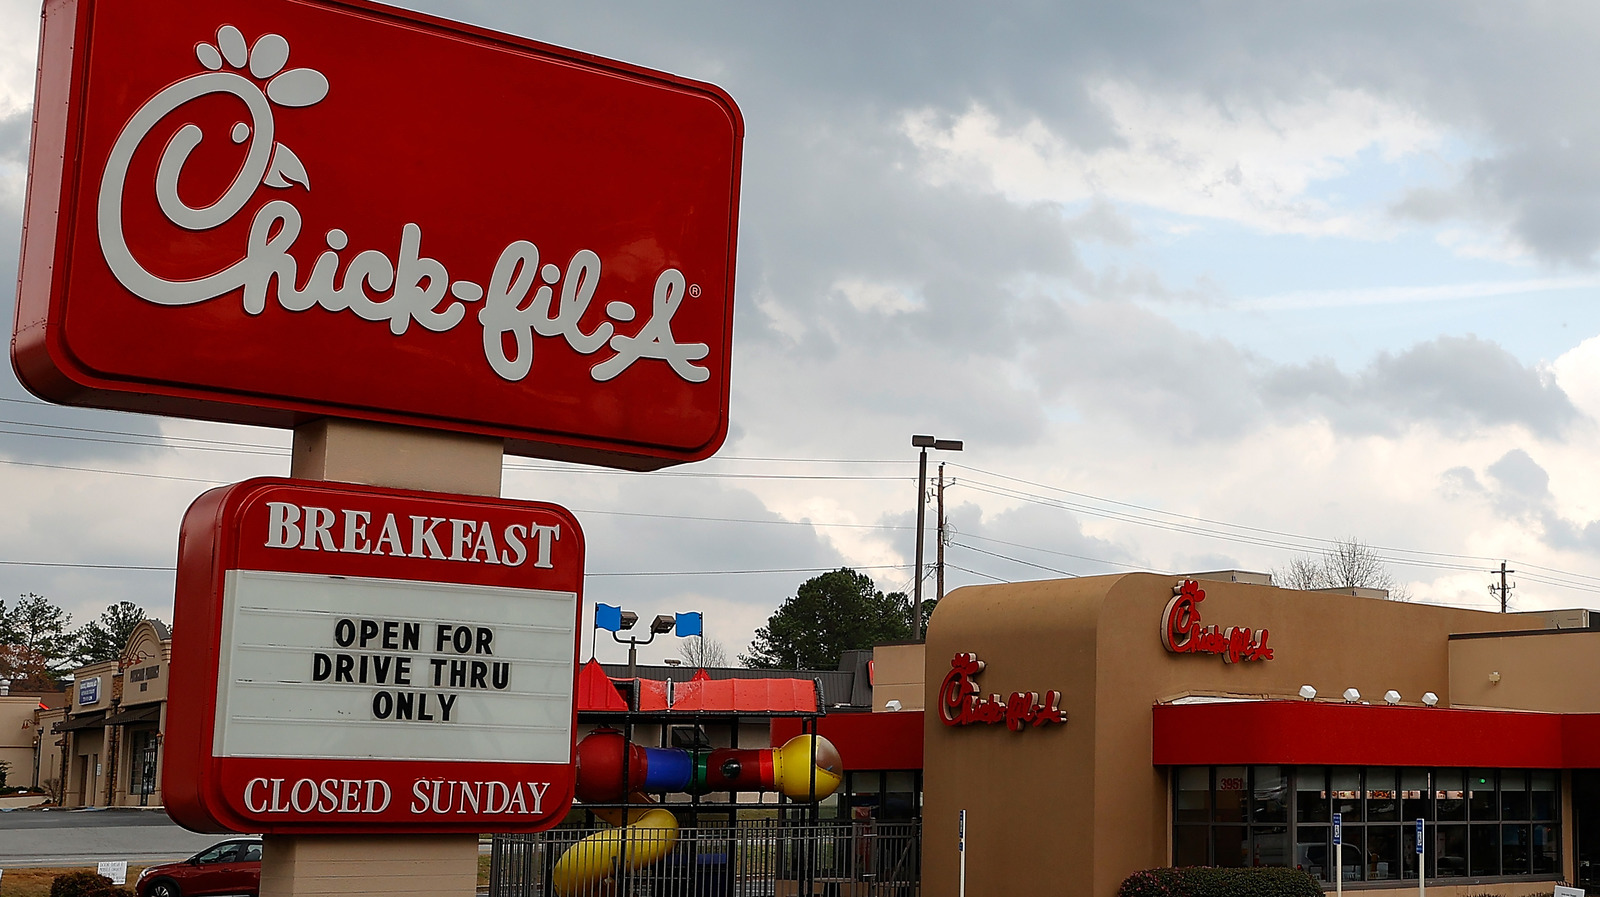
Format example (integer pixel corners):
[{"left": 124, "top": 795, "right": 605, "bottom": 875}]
[{"left": 1264, "top": 336, "right": 1578, "bottom": 439}]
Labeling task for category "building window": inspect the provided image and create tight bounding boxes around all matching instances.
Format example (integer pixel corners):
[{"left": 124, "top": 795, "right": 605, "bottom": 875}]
[{"left": 1173, "top": 766, "right": 1561, "bottom": 883}]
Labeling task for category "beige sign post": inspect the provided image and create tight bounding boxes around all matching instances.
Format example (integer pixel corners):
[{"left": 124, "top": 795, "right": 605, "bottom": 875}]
[{"left": 259, "top": 419, "right": 504, "bottom": 897}]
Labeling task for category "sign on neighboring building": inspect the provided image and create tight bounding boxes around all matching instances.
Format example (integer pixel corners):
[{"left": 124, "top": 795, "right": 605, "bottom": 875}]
[
  {"left": 77, "top": 677, "right": 100, "bottom": 706},
  {"left": 1161, "top": 579, "right": 1273, "bottom": 663},
  {"left": 164, "top": 478, "right": 584, "bottom": 833},
  {"left": 13, "top": 0, "right": 743, "bottom": 470}
]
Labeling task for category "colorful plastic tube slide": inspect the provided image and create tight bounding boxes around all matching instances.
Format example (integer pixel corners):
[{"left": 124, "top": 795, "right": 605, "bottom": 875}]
[{"left": 551, "top": 728, "right": 843, "bottom": 895}]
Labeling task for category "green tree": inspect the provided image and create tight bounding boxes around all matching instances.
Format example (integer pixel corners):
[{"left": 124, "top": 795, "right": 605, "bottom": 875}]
[
  {"left": 0, "top": 593, "right": 76, "bottom": 677},
  {"left": 740, "top": 568, "right": 913, "bottom": 670},
  {"left": 74, "top": 601, "right": 149, "bottom": 664}
]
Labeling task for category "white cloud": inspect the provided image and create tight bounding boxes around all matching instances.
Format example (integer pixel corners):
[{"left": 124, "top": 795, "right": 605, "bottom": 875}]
[{"left": 902, "top": 81, "right": 1445, "bottom": 237}]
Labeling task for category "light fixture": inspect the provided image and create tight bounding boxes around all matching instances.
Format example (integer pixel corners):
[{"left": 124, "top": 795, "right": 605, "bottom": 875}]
[
  {"left": 1342, "top": 687, "right": 1361, "bottom": 703},
  {"left": 618, "top": 611, "right": 639, "bottom": 631},
  {"left": 885, "top": 699, "right": 903, "bottom": 712},
  {"left": 1422, "top": 692, "right": 1439, "bottom": 707},
  {"left": 650, "top": 614, "right": 677, "bottom": 635},
  {"left": 1298, "top": 685, "right": 1317, "bottom": 700},
  {"left": 1383, "top": 690, "right": 1401, "bottom": 705},
  {"left": 1488, "top": 671, "right": 1502, "bottom": 684}
]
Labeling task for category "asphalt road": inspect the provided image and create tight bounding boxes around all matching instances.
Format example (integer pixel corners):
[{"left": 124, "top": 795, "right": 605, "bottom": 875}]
[{"left": 0, "top": 807, "right": 230, "bottom": 868}]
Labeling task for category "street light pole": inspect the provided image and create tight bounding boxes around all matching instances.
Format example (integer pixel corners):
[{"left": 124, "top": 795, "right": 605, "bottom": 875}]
[{"left": 912, "top": 434, "right": 962, "bottom": 641}]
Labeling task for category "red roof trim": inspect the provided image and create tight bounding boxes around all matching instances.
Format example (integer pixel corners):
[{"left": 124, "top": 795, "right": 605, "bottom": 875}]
[{"left": 1151, "top": 702, "right": 1600, "bottom": 768}]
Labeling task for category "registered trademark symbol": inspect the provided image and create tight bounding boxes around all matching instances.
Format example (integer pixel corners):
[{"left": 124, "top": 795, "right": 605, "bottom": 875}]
[{"left": 688, "top": 284, "right": 702, "bottom": 298}]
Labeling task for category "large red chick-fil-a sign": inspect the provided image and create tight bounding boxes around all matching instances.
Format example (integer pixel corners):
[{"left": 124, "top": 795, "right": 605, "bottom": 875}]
[
  {"left": 13, "top": 0, "right": 742, "bottom": 470},
  {"left": 1162, "top": 580, "right": 1273, "bottom": 663},
  {"left": 938, "top": 653, "right": 1067, "bottom": 732}
]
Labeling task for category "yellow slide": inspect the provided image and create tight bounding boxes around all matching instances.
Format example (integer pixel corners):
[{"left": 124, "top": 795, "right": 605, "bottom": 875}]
[{"left": 551, "top": 798, "right": 680, "bottom": 896}]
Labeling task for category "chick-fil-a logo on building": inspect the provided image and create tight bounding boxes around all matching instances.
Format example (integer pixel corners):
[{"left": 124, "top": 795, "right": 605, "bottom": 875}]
[
  {"left": 938, "top": 653, "right": 1067, "bottom": 732},
  {"left": 14, "top": 0, "right": 743, "bottom": 469},
  {"left": 1161, "top": 580, "right": 1273, "bottom": 663}
]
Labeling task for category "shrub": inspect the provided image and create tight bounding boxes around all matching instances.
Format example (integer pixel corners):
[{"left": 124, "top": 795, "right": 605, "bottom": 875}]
[
  {"left": 1118, "top": 867, "right": 1323, "bottom": 897},
  {"left": 49, "top": 871, "right": 133, "bottom": 897}
]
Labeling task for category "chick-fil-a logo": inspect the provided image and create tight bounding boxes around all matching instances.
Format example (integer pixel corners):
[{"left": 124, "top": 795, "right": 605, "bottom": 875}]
[
  {"left": 1161, "top": 580, "right": 1273, "bottom": 663},
  {"left": 937, "top": 653, "right": 1067, "bottom": 732},
  {"left": 97, "top": 25, "right": 709, "bottom": 386}
]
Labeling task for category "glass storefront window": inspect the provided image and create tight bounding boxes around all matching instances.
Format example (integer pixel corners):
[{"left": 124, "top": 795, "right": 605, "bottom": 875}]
[
  {"left": 1436, "top": 768, "right": 1466, "bottom": 821},
  {"left": 1367, "top": 825, "right": 1401, "bottom": 880},
  {"left": 1296, "top": 766, "right": 1329, "bottom": 823},
  {"left": 1252, "top": 766, "right": 1288, "bottom": 823},
  {"left": 1533, "top": 822, "right": 1559, "bottom": 874},
  {"left": 1332, "top": 768, "right": 1363, "bottom": 822},
  {"left": 1172, "top": 766, "right": 1560, "bottom": 884},
  {"left": 1532, "top": 770, "right": 1558, "bottom": 821},
  {"left": 1252, "top": 826, "right": 1290, "bottom": 868},
  {"left": 1176, "top": 767, "right": 1210, "bottom": 824},
  {"left": 1401, "top": 768, "right": 1432, "bottom": 822},
  {"left": 1502, "top": 823, "right": 1531, "bottom": 875},
  {"left": 1501, "top": 770, "right": 1530, "bottom": 820},
  {"left": 1435, "top": 823, "right": 1468, "bottom": 877},
  {"left": 1174, "top": 826, "right": 1209, "bottom": 866},
  {"left": 1469, "top": 769, "right": 1498, "bottom": 820},
  {"left": 1214, "top": 825, "right": 1248, "bottom": 867},
  {"left": 1295, "top": 824, "right": 1329, "bottom": 881},
  {"left": 1215, "top": 767, "right": 1247, "bottom": 824},
  {"left": 1367, "top": 767, "right": 1398, "bottom": 821},
  {"left": 1470, "top": 824, "right": 1501, "bottom": 876}
]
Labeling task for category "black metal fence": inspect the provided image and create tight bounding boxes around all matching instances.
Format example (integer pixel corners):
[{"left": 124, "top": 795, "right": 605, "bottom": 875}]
[{"left": 490, "top": 819, "right": 921, "bottom": 897}]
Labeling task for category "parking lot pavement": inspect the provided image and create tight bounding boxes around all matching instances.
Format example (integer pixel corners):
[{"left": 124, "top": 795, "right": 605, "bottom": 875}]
[{"left": 0, "top": 807, "right": 232, "bottom": 868}]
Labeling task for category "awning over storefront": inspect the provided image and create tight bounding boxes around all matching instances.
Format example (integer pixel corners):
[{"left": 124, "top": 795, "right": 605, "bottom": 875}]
[
  {"left": 1154, "top": 700, "right": 1600, "bottom": 768},
  {"left": 103, "top": 704, "right": 161, "bottom": 726},
  {"left": 53, "top": 710, "right": 108, "bottom": 732}
]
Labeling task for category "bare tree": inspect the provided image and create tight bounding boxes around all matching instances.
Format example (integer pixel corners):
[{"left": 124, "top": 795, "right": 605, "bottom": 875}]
[
  {"left": 678, "top": 635, "right": 728, "bottom": 668},
  {"left": 1275, "top": 538, "right": 1411, "bottom": 601}
]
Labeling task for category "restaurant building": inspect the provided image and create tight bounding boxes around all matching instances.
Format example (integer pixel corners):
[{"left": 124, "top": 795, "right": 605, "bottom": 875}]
[{"left": 922, "top": 571, "right": 1600, "bottom": 897}]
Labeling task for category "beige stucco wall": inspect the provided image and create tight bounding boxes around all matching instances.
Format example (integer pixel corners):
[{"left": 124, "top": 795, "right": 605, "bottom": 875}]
[
  {"left": 871, "top": 642, "right": 925, "bottom": 712},
  {"left": 1449, "top": 630, "right": 1600, "bottom": 712},
  {"left": 923, "top": 572, "right": 1535, "bottom": 897},
  {"left": 0, "top": 696, "right": 40, "bottom": 786}
]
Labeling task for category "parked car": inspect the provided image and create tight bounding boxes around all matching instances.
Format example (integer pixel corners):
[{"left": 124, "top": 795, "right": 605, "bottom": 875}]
[{"left": 135, "top": 837, "right": 262, "bottom": 897}]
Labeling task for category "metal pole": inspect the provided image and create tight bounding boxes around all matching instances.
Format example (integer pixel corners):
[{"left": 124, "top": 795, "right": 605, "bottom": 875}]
[
  {"left": 627, "top": 639, "right": 637, "bottom": 681},
  {"left": 936, "top": 462, "right": 947, "bottom": 602},
  {"left": 958, "top": 809, "right": 967, "bottom": 897},
  {"left": 1417, "top": 817, "right": 1425, "bottom": 897},
  {"left": 1334, "top": 811, "right": 1342, "bottom": 897},
  {"left": 913, "top": 445, "right": 929, "bottom": 640}
]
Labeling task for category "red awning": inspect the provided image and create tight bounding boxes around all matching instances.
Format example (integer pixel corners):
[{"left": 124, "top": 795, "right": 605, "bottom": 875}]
[
  {"left": 672, "top": 678, "right": 818, "bottom": 713},
  {"left": 574, "top": 659, "right": 628, "bottom": 712},
  {"left": 1151, "top": 701, "right": 1600, "bottom": 768},
  {"left": 573, "top": 661, "right": 821, "bottom": 714}
]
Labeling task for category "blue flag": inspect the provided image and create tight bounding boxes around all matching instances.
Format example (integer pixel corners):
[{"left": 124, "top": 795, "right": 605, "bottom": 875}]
[
  {"left": 675, "top": 612, "right": 703, "bottom": 638},
  {"left": 594, "top": 603, "right": 623, "bottom": 632}
]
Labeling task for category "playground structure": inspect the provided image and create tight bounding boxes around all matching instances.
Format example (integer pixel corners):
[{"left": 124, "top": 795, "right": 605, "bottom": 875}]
[{"left": 552, "top": 727, "right": 845, "bottom": 895}]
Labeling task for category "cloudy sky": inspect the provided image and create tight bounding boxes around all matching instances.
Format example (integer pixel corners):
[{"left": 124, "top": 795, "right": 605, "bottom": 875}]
[{"left": 7, "top": 1, "right": 1600, "bottom": 666}]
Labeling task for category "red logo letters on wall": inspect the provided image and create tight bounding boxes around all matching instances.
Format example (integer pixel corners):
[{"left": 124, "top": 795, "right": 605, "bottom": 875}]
[
  {"left": 1161, "top": 580, "right": 1273, "bottom": 663},
  {"left": 937, "top": 653, "right": 1067, "bottom": 732},
  {"left": 13, "top": 0, "right": 742, "bottom": 470}
]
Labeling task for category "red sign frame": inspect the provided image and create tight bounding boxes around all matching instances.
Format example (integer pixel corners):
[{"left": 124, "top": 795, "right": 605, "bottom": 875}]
[
  {"left": 13, "top": 0, "right": 742, "bottom": 470},
  {"left": 166, "top": 477, "right": 585, "bottom": 834}
]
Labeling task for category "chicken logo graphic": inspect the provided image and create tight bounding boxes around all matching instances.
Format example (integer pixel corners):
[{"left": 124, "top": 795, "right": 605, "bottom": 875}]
[{"left": 96, "top": 24, "right": 710, "bottom": 386}]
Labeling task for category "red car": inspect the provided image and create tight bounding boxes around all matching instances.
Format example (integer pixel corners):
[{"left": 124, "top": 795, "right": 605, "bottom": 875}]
[{"left": 135, "top": 838, "right": 261, "bottom": 897}]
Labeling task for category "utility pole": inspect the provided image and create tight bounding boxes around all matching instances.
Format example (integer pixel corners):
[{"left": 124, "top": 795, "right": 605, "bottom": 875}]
[
  {"left": 1490, "top": 561, "right": 1515, "bottom": 613},
  {"left": 911, "top": 435, "right": 962, "bottom": 641},
  {"left": 936, "top": 462, "right": 947, "bottom": 602}
]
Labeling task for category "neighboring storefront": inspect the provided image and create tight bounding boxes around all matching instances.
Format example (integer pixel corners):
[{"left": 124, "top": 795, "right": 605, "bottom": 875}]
[
  {"left": 922, "top": 571, "right": 1600, "bottom": 897},
  {"left": 52, "top": 619, "right": 171, "bottom": 807}
]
